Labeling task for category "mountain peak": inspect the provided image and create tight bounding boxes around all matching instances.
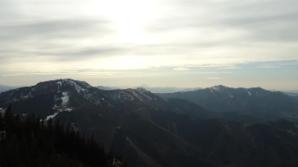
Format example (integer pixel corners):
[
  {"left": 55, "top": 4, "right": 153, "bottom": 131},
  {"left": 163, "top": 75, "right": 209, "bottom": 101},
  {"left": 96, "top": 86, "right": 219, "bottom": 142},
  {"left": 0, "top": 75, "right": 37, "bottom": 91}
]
[
  {"left": 249, "top": 87, "right": 267, "bottom": 92},
  {"left": 36, "top": 79, "right": 91, "bottom": 88},
  {"left": 209, "top": 85, "right": 230, "bottom": 91},
  {"left": 135, "top": 87, "right": 150, "bottom": 92},
  {"left": 208, "top": 85, "right": 269, "bottom": 93},
  {"left": 34, "top": 79, "right": 92, "bottom": 94}
]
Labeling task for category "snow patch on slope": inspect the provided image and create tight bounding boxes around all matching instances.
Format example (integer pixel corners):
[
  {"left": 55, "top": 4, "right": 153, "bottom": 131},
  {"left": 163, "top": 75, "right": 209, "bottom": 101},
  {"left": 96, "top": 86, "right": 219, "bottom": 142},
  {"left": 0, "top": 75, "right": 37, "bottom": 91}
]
[
  {"left": 61, "top": 92, "right": 70, "bottom": 106},
  {"left": 45, "top": 112, "right": 59, "bottom": 121},
  {"left": 53, "top": 91, "right": 72, "bottom": 112},
  {"left": 56, "top": 81, "right": 63, "bottom": 93},
  {"left": 0, "top": 108, "right": 5, "bottom": 116},
  {"left": 209, "top": 85, "right": 228, "bottom": 94},
  {"left": 67, "top": 80, "right": 89, "bottom": 94},
  {"left": 56, "top": 81, "right": 62, "bottom": 87},
  {"left": 56, "top": 79, "right": 106, "bottom": 106},
  {"left": 55, "top": 79, "right": 90, "bottom": 94},
  {"left": 20, "top": 91, "right": 33, "bottom": 100},
  {"left": 46, "top": 91, "right": 72, "bottom": 121}
]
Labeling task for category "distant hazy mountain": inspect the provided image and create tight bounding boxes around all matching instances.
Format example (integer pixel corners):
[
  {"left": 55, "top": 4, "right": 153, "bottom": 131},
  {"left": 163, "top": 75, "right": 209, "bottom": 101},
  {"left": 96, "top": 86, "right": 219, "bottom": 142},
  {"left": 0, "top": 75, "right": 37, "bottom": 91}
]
[
  {"left": 141, "top": 87, "right": 199, "bottom": 93},
  {"left": 0, "top": 85, "right": 14, "bottom": 93},
  {"left": 2, "top": 80, "right": 298, "bottom": 167},
  {"left": 96, "top": 85, "right": 199, "bottom": 93},
  {"left": 160, "top": 85, "right": 298, "bottom": 120},
  {"left": 96, "top": 85, "right": 119, "bottom": 90},
  {"left": 285, "top": 91, "right": 298, "bottom": 96}
]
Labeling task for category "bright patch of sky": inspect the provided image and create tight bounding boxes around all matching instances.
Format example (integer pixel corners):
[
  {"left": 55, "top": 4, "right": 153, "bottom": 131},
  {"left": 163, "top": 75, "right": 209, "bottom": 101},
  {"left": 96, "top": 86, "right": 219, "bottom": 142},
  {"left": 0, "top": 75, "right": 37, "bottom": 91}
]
[{"left": 0, "top": 0, "right": 297, "bottom": 90}]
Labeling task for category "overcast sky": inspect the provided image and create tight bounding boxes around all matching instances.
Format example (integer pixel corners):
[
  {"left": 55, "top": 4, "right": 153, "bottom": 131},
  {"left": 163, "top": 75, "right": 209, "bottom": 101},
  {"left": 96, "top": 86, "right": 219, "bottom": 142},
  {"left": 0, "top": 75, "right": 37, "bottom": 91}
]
[{"left": 0, "top": 0, "right": 298, "bottom": 90}]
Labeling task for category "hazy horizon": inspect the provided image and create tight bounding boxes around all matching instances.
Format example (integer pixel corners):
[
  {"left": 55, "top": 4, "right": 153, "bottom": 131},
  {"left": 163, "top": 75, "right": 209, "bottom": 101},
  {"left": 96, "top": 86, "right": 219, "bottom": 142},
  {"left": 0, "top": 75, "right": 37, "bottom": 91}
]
[
  {"left": 1, "top": 78, "right": 298, "bottom": 92},
  {"left": 1, "top": 0, "right": 298, "bottom": 90}
]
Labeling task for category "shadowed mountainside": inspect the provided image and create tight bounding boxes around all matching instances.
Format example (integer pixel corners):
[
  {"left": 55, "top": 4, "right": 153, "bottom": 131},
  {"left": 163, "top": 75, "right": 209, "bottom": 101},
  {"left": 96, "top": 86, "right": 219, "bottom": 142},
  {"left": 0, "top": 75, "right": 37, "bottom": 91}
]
[{"left": 1, "top": 80, "right": 298, "bottom": 167}]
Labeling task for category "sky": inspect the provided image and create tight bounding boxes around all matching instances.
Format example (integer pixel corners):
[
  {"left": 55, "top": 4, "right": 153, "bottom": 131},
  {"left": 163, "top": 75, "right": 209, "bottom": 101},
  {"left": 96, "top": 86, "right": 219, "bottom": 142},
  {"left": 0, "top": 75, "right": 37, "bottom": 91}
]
[{"left": 0, "top": 0, "right": 298, "bottom": 90}]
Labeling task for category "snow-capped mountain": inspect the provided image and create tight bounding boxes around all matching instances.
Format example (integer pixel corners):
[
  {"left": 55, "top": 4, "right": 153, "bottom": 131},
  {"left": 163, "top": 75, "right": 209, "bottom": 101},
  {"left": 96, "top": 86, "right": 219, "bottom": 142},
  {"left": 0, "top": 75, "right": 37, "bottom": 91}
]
[{"left": 0, "top": 79, "right": 165, "bottom": 120}]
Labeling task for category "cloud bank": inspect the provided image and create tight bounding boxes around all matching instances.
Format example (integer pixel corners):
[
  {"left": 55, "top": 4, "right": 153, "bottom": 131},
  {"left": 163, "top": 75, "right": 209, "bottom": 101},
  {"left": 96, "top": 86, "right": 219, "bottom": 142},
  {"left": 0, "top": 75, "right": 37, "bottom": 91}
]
[{"left": 0, "top": 0, "right": 297, "bottom": 89}]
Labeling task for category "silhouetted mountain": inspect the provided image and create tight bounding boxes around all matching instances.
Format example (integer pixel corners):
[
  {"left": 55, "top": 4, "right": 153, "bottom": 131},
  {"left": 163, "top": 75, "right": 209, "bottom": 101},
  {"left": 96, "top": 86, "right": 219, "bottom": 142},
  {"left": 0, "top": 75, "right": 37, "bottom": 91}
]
[
  {"left": 0, "top": 79, "right": 211, "bottom": 167},
  {"left": 96, "top": 86, "right": 119, "bottom": 90},
  {"left": 2, "top": 80, "right": 298, "bottom": 167},
  {"left": 160, "top": 85, "right": 298, "bottom": 120},
  {"left": 285, "top": 91, "right": 298, "bottom": 97},
  {"left": 95, "top": 86, "right": 199, "bottom": 93},
  {"left": 140, "top": 87, "right": 199, "bottom": 93}
]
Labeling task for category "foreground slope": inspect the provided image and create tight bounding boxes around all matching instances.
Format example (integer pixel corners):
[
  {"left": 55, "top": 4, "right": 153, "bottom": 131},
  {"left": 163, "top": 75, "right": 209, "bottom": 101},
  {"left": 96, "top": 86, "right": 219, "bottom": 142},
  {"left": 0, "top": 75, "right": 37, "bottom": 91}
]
[{"left": 0, "top": 108, "right": 110, "bottom": 167}]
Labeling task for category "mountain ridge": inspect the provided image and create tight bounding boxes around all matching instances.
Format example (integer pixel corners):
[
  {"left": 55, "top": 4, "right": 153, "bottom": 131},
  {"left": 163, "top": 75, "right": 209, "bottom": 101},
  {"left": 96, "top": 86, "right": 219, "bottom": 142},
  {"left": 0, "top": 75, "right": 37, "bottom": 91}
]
[
  {"left": 2, "top": 79, "right": 298, "bottom": 167},
  {"left": 159, "top": 85, "right": 298, "bottom": 119},
  {"left": 0, "top": 79, "right": 212, "bottom": 167}
]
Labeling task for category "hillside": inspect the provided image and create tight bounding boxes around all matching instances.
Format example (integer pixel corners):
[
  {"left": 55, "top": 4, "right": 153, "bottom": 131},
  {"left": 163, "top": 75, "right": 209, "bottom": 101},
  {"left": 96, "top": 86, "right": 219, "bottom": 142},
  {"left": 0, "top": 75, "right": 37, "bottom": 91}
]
[
  {"left": 0, "top": 79, "right": 211, "bottom": 167},
  {"left": 1, "top": 80, "right": 298, "bottom": 167},
  {"left": 0, "top": 107, "right": 117, "bottom": 167},
  {"left": 160, "top": 85, "right": 298, "bottom": 120}
]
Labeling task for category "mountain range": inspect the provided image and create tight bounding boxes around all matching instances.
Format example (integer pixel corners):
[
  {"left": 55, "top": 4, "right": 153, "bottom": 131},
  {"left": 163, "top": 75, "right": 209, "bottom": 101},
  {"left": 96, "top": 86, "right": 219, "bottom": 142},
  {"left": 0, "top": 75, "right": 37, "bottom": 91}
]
[
  {"left": 285, "top": 91, "right": 298, "bottom": 97},
  {"left": 160, "top": 85, "right": 298, "bottom": 121},
  {"left": 1, "top": 79, "right": 298, "bottom": 167}
]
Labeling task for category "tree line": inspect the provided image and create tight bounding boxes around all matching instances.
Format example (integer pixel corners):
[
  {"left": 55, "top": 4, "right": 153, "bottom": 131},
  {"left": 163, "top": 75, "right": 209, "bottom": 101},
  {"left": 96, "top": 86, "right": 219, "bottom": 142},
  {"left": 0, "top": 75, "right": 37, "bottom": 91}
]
[{"left": 0, "top": 106, "right": 125, "bottom": 167}]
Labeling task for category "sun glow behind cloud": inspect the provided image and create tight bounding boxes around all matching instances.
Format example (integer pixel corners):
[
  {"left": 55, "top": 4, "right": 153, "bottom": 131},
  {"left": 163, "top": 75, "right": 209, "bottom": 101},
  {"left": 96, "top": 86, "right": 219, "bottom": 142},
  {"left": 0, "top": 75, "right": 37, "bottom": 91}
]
[
  {"left": 96, "top": 0, "right": 159, "bottom": 44},
  {"left": 0, "top": 0, "right": 298, "bottom": 89}
]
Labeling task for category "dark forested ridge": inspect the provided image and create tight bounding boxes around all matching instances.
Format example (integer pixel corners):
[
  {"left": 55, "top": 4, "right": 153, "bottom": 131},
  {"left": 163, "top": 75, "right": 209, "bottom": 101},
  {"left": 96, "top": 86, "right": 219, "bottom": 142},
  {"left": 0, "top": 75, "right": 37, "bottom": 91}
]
[
  {"left": 160, "top": 85, "right": 298, "bottom": 120},
  {"left": 1, "top": 79, "right": 298, "bottom": 167},
  {"left": 0, "top": 106, "right": 124, "bottom": 167}
]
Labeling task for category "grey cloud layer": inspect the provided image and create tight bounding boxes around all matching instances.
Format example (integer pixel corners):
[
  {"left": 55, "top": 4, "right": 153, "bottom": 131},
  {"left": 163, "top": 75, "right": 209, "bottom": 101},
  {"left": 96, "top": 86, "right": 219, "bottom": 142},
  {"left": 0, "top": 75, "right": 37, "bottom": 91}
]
[
  {"left": 152, "top": 0, "right": 298, "bottom": 43},
  {"left": 1, "top": 0, "right": 298, "bottom": 62},
  {"left": 0, "top": 0, "right": 298, "bottom": 88},
  {"left": 0, "top": 18, "right": 118, "bottom": 61},
  {"left": 0, "top": 19, "right": 109, "bottom": 41}
]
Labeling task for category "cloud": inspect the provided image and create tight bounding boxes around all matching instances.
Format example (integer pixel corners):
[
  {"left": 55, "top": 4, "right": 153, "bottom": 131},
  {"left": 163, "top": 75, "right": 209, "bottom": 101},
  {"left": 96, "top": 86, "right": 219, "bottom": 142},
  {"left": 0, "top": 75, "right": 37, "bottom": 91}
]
[
  {"left": 0, "top": 18, "right": 119, "bottom": 62},
  {"left": 238, "top": 60, "right": 298, "bottom": 69},
  {"left": 0, "top": 19, "right": 109, "bottom": 40},
  {"left": 150, "top": 0, "right": 298, "bottom": 43},
  {"left": 0, "top": 0, "right": 297, "bottom": 89},
  {"left": 207, "top": 77, "right": 222, "bottom": 80},
  {"left": 1, "top": 0, "right": 298, "bottom": 64},
  {"left": 0, "top": 46, "right": 126, "bottom": 62}
]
